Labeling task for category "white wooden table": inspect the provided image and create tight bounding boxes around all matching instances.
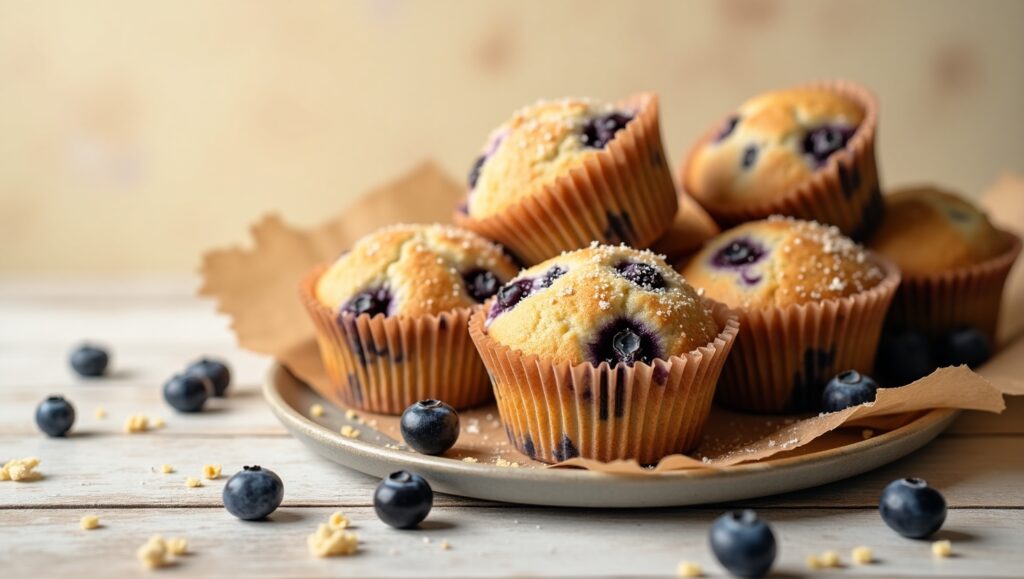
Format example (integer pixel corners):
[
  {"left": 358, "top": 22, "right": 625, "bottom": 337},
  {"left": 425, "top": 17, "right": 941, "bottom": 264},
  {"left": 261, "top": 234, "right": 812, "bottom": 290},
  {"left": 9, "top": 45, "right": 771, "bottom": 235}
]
[{"left": 2, "top": 279, "right": 1022, "bottom": 577}]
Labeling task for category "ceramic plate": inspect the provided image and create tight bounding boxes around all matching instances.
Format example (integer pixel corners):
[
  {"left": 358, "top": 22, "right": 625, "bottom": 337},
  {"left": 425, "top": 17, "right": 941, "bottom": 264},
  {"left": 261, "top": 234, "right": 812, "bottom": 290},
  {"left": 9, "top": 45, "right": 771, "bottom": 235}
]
[{"left": 265, "top": 362, "right": 957, "bottom": 508}]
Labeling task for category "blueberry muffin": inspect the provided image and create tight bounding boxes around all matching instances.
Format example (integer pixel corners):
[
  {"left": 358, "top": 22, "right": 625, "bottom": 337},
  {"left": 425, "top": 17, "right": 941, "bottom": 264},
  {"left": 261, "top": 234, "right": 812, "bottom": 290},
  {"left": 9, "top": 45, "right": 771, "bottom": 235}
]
[
  {"left": 302, "top": 224, "right": 519, "bottom": 414},
  {"left": 682, "top": 217, "right": 899, "bottom": 413},
  {"left": 869, "top": 186, "right": 1021, "bottom": 348},
  {"left": 456, "top": 93, "right": 678, "bottom": 265},
  {"left": 469, "top": 244, "right": 740, "bottom": 464},
  {"left": 681, "top": 81, "right": 882, "bottom": 239}
]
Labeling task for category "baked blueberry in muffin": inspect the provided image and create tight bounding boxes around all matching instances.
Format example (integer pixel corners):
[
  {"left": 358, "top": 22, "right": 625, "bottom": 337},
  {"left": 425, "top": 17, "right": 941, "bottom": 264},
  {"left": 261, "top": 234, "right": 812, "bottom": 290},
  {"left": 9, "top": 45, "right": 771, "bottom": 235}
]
[
  {"left": 486, "top": 244, "right": 719, "bottom": 366},
  {"left": 316, "top": 224, "right": 519, "bottom": 318}
]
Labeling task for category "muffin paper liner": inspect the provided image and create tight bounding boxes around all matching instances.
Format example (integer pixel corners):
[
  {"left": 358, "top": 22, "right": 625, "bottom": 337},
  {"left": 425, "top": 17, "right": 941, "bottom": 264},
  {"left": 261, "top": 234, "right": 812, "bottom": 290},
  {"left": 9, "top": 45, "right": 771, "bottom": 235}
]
[
  {"left": 885, "top": 232, "right": 1022, "bottom": 343},
  {"left": 681, "top": 80, "right": 883, "bottom": 241},
  {"left": 455, "top": 92, "right": 679, "bottom": 265},
  {"left": 715, "top": 255, "right": 902, "bottom": 414},
  {"left": 468, "top": 301, "right": 740, "bottom": 465},
  {"left": 300, "top": 266, "right": 492, "bottom": 415}
]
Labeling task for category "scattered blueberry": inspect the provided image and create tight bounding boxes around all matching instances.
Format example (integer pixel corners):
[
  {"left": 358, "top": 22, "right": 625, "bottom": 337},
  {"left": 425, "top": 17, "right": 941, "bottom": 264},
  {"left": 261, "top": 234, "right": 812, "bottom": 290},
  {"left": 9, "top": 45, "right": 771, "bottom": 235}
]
[
  {"left": 802, "top": 125, "right": 856, "bottom": 166},
  {"left": 879, "top": 477, "right": 947, "bottom": 539},
  {"left": 589, "top": 318, "right": 661, "bottom": 367},
  {"left": 467, "top": 154, "right": 487, "bottom": 189},
  {"left": 709, "top": 510, "right": 777, "bottom": 578},
  {"left": 821, "top": 370, "right": 879, "bottom": 412},
  {"left": 185, "top": 358, "right": 232, "bottom": 397},
  {"left": 462, "top": 269, "right": 500, "bottom": 303},
  {"left": 614, "top": 262, "right": 665, "bottom": 290},
  {"left": 163, "top": 373, "right": 211, "bottom": 413},
  {"left": 711, "top": 237, "right": 765, "bottom": 269},
  {"left": 223, "top": 465, "right": 285, "bottom": 521},
  {"left": 400, "top": 399, "right": 460, "bottom": 456},
  {"left": 876, "top": 329, "right": 936, "bottom": 385},
  {"left": 35, "top": 395, "right": 76, "bottom": 437},
  {"left": 715, "top": 115, "right": 740, "bottom": 141},
  {"left": 374, "top": 471, "right": 433, "bottom": 529},
  {"left": 581, "top": 112, "right": 633, "bottom": 149},
  {"left": 938, "top": 326, "right": 991, "bottom": 368},
  {"left": 342, "top": 287, "right": 391, "bottom": 317},
  {"left": 69, "top": 344, "right": 109, "bottom": 378},
  {"left": 487, "top": 278, "right": 533, "bottom": 321}
]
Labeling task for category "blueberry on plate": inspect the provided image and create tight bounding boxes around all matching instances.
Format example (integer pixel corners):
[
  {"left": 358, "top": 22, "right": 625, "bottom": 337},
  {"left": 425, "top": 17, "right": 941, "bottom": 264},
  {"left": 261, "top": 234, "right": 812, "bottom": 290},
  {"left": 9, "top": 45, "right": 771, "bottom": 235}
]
[
  {"left": 400, "top": 400, "right": 460, "bottom": 456},
  {"left": 223, "top": 465, "right": 284, "bottom": 520},
  {"left": 69, "top": 344, "right": 109, "bottom": 378},
  {"left": 821, "top": 370, "right": 879, "bottom": 412},
  {"left": 163, "top": 373, "right": 211, "bottom": 413},
  {"left": 938, "top": 326, "right": 991, "bottom": 369},
  {"left": 879, "top": 477, "right": 947, "bottom": 539},
  {"left": 35, "top": 395, "right": 76, "bottom": 437},
  {"left": 709, "top": 510, "right": 777, "bottom": 578},
  {"left": 374, "top": 471, "right": 433, "bottom": 529},
  {"left": 185, "top": 358, "right": 232, "bottom": 397},
  {"left": 876, "top": 328, "right": 936, "bottom": 385}
]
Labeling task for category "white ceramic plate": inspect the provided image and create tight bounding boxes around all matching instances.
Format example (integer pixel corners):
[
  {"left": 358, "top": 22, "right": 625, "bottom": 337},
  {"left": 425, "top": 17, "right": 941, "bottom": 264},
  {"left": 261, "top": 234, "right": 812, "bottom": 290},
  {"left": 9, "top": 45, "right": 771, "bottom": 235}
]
[{"left": 265, "top": 362, "right": 957, "bottom": 508}]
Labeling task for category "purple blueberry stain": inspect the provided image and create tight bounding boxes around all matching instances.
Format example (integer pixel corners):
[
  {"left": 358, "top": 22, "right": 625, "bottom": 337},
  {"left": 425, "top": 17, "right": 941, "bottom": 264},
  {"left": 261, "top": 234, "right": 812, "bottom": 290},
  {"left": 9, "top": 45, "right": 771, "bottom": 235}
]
[
  {"left": 552, "top": 434, "right": 579, "bottom": 462},
  {"left": 467, "top": 155, "right": 486, "bottom": 189},
  {"left": 715, "top": 115, "right": 740, "bottom": 142},
  {"left": 741, "top": 145, "right": 758, "bottom": 169},
  {"left": 462, "top": 269, "right": 500, "bottom": 303},
  {"left": 652, "top": 363, "right": 669, "bottom": 386},
  {"left": 603, "top": 211, "right": 636, "bottom": 244},
  {"left": 342, "top": 287, "right": 391, "bottom": 318},
  {"left": 614, "top": 261, "right": 665, "bottom": 290},
  {"left": 347, "top": 372, "right": 363, "bottom": 406},
  {"left": 522, "top": 434, "right": 536, "bottom": 459},
  {"left": 581, "top": 111, "right": 634, "bottom": 149},
  {"left": 785, "top": 346, "right": 837, "bottom": 412},
  {"left": 741, "top": 269, "right": 762, "bottom": 285},
  {"left": 711, "top": 237, "right": 766, "bottom": 269},
  {"left": 802, "top": 124, "right": 857, "bottom": 166},
  {"left": 589, "top": 318, "right": 663, "bottom": 368}
]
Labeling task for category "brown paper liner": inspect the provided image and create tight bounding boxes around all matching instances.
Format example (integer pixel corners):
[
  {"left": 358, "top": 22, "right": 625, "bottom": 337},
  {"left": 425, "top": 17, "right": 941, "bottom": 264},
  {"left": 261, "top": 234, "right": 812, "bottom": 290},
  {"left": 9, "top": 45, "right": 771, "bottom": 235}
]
[
  {"left": 468, "top": 302, "right": 740, "bottom": 465},
  {"left": 715, "top": 255, "right": 901, "bottom": 414},
  {"left": 299, "top": 266, "right": 491, "bottom": 415},
  {"left": 885, "top": 232, "right": 1022, "bottom": 344},
  {"left": 454, "top": 92, "right": 679, "bottom": 265},
  {"left": 680, "top": 80, "right": 883, "bottom": 241}
]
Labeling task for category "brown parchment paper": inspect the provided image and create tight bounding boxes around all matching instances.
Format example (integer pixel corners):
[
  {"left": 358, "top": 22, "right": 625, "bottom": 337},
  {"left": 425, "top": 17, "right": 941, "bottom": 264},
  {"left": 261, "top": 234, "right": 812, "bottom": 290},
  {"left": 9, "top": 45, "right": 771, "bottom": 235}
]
[{"left": 200, "top": 162, "right": 1024, "bottom": 473}]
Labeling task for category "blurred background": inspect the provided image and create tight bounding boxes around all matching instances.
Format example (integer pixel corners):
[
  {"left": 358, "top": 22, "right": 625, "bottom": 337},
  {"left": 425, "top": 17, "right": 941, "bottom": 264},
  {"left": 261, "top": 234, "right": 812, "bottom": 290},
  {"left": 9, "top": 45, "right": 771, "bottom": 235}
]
[{"left": 2, "top": 0, "right": 1023, "bottom": 273}]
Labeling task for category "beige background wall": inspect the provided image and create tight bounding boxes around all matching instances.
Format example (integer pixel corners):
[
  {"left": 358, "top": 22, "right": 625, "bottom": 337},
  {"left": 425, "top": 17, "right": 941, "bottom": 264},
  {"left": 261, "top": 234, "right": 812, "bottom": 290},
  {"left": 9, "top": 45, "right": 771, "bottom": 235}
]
[{"left": 1, "top": 0, "right": 1022, "bottom": 273}]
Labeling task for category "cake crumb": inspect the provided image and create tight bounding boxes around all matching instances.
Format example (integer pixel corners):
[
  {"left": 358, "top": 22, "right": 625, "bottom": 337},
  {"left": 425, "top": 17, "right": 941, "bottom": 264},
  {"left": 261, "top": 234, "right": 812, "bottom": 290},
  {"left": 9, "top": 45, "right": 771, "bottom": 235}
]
[
  {"left": 345, "top": 409, "right": 359, "bottom": 420},
  {"left": 461, "top": 457, "right": 479, "bottom": 464},
  {"left": 495, "top": 458, "right": 520, "bottom": 468},
  {"left": 202, "top": 464, "right": 222, "bottom": 480},
  {"left": 440, "top": 539, "right": 451, "bottom": 551},
  {"left": 137, "top": 535, "right": 168, "bottom": 568},
  {"left": 340, "top": 425, "right": 361, "bottom": 439},
  {"left": 123, "top": 415, "right": 149, "bottom": 433},
  {"left": 932, "top": 539, "right": 953, "bottom": 557},
  {"left": 185, "top": 477, "right": 202, "bottom": 488},
  {"left": 308, "top": 523, "right": 358, "bottom": 557},
  {"left": 806, "top": 554, "right": 823, "bottom": 569},
  {"left": 676, "top": 560, "right": 703, "bottom": 577},
  {"left": 80, "top": 515, "right": 100, "bottom": 530},
  {"left": 310, "top": 404, "right": 325, "bottom": 418},
  {"left": 1, "top": 457, "right": 41, "bottom": 482},
  {"left": 328, "top": 511, "right": 350, "bottom": 530},
  {"left": 94, "top": 407, "right": 107, "bottom": 420},
  {"left": 166, "top": 537, "right": 188, "bottom": 555},
  {"left": 862, "top": 429, "right": 875, "bottom": 440},
  {"left": 820, "top": 550, "right": 841, "bottom": 567},
  {"left": 151, "top": 417, "right": 166, "bottom": 429},
  {"left": 851, "top": 546, "right": 873, "bottom": 564},
  {"left": 160, "top": 464, "right": 175, "bottom": 474}
]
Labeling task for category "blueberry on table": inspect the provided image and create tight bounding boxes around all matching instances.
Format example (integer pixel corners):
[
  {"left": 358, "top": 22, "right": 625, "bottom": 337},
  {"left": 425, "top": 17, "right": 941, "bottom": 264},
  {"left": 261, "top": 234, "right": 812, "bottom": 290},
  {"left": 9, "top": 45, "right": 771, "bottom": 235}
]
[
  {"left": 875, "top": 328, "right": 936, "bottom": 385},
  {"left": 35, "top": 395, "right": 76, "bottom": 437},
  {"left": 400, "top": 400, "right": 460, "bottom": 456},
  {"left": 821, "top": 370, "right": 879, "bottom": 412},
  {"left": 223, "top": 465, "right": 284, "bottom": 520},
  {"left": 708, "top": 510, "right": 777, "bottom": 578},
  {"left": 938, "top": 327, "right": 991, "bottom": 369},
  {"left": 69, "top": 344, "right": 109, "bottom": 378},
  {"left": 163, "top": 374, "right": 211, "bottom": 413},
  {"left": 879, "top": 477, "right": 947, "bottom": 539},
  {"left": 374, "top": 471, "right": 433, "bottom": 529},
  {"left": 185, "top": 358, "right": 232, "bottom": 397}
]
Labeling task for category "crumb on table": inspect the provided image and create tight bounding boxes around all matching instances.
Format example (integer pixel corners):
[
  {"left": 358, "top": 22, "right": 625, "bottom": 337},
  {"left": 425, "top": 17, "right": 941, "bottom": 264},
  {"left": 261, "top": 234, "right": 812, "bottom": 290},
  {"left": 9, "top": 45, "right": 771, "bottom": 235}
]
[
  {"left": 94, "top": 407, "right": 107, "bottom": 420},
  {"left": 185, "top": 477, "right": 202, "bottom": 488},
  {"left": 820, "top": 550, "right": 840, "bottom": 567},
  {"left": 123, "top": 415, "right": 149, "bottom": 433},
  {"left": 160, "top": 464, "right": 175, "bottom": 474},
  {"left": 80, "top": 515, "right": 100, "bottom": 530},
  {"left": 166, "top": 537, "right": 188, "bottom": 556},
  {"left": 340, "top": 425, "right": 361, "bottom": 439},
  {"left": 310, "top": 404, "right": 325, "bottom": 418},
  {"left": 307, "top": 523, "right": 358, "bottom": 557},
  {"left": 933, "top": 539, "right": 953, "bottom": 557},
  {"left": 852, "top": 546, "right": 873, "bottom": 564},
  {"left": 137, "top": 535, "right": 168, "bottom": 568},
  {"left": 328, "top": 511, "right": 350, "bottom": 530},
  {"left": 202, "top": 464, "right": 222, "bottom": 480},
  {"left": 676, "top": 560, "right": 702, "bottom": 577},
  {"left": 1, "top": 457, "right": 41, "bottom": 482}
]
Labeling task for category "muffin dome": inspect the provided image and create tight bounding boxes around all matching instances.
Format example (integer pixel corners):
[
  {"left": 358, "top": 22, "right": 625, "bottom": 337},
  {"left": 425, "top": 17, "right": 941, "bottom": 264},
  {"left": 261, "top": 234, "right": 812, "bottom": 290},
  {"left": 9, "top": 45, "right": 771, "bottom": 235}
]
[
  {"left": 467, "top": 98, "right": 636, "bottom": 219},
  {"left": 870, "top": 187, "right": 1006, "bottom": 276},
  {"left": 316, "top": 224, "right": 519, "bottom": 318},
  {"left": 485, "top": 244, "right": 719, "bottom": 366},
  {"left": 684, "top": 87, "right": 866, "bottom": 209},
  {"left": 682, "top": 217, "right": 885, "bottom": 309}
]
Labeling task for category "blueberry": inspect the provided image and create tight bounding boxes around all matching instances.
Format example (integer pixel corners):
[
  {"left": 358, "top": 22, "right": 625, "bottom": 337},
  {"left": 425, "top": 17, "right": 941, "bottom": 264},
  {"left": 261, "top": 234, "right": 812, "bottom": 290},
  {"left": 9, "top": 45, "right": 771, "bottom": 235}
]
[
  {"left": 223, "top": 465, "right": 285, "bottom": 521},
  {"left": 879, "top": 477, "right": 947, "bottom": 539},
  {"left": 709, "top": 510, "right": 777, "bottom": 578},
  {"left": 467, "top": 154, "right": 487, "bottom": 189},
  {"left": 802, "top": 125, "right": 856, "bottom": 166},
  {"left": 741, "top": 145, "right": 758, "bottom": 169},
  {"left": 821, "top": 369, "right": 879, "bottom": 412},
  {"left": 581, "top": 112, "right": 633, "bottom": 149},
  {"left": 487, "top": 278, "right": 533, "bottom": 321},
  {"left": 589, "top": 318, "right": 662, "bottom": 367},
  {"left": 614, "top": 262, "right": 665, "bottom": 290},
  {"left": 876, "top": 329, "right": 936, "bottom": 385},
  {"left": 400, "top": 399, "right": 460, "bottom": 456},
  {"left": 374, "top": 471, "right": 433, "bottom": 529},
  {"left": 536, "top": 265, "right": 567, "bottom": 289},
  {"left": 185, "top": 358, "right": 232, "bottom": 397},
  {"left": 35, "top": 395, "right": 76, "bottom": 437},
  {"left": 462, "top": 269, "right": 500, "bottom": 303},
  {"left": 69, "top": 344, "right": 109, "bottom": 378},
  {"left": 342, "top": 287, "right": 391, "bottom": 317},
  {"left": 715, "top": 115, "right": 740, "bottom": 141},
  {"left": 711, "top": 238, "right": 765, "bottom": 268},
  {"left": 163, "top": 373, "right": 211, "bottom": 413},
  {"left": 938, "top": 326, "right": 991, "bottom": 368}
]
